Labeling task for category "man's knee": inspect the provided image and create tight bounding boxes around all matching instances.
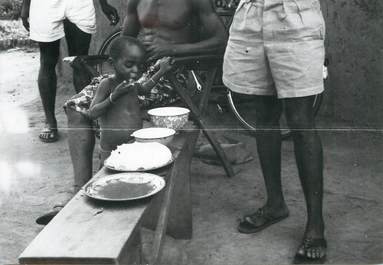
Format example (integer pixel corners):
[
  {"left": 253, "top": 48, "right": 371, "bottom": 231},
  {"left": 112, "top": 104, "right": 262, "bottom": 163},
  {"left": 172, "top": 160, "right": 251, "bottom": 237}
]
[
  {"left": 40, "top": 54, "right": 58, "bottom": 70},
  {"left": 254, "top": 96, "right": 282, "bottom": 129}
]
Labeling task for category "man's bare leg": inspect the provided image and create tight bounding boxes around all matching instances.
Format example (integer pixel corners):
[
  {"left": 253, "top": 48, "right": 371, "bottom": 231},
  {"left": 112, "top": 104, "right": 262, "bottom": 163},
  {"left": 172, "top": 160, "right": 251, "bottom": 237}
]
[
  {"left": 66, "top": 108, "right": 95, "bottom": 193},
  {"left": 64, "top": 20, "right": 92, "bottom": 93},
  {"left": 284, "top": 95, "right": 326, "bottom": 262},
  {"left": 238, "top": 95, "right": 289, "bottom": 233},
  {"left": 37, "top": 41, "right": 60, "bottom": 142}
]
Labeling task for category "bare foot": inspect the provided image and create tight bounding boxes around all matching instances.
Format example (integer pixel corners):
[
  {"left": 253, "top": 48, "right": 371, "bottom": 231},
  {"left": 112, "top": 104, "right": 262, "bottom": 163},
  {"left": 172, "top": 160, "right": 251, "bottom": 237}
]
[{"left": 294, "top": 237, "right": 327, "bottom": 264}]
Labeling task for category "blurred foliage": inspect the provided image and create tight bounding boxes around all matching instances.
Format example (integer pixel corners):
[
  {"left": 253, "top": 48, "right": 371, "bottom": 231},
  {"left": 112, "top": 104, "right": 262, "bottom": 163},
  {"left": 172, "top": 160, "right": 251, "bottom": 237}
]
[
  {"left": 0, "top": 0, "right": 22, "bottom": 20},
  {"left": 0, "top": 20, "right": 28, "bottom": 40}
]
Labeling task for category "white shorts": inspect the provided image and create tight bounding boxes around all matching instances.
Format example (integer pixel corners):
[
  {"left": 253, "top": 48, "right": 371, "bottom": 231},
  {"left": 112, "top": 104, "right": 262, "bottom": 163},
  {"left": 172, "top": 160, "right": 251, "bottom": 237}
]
[
  {"left": 29, "top": 0, "right": 96, "bottom": 42},
  {"left": 223, "top": 0, "right": 325, "bottom": 98}
]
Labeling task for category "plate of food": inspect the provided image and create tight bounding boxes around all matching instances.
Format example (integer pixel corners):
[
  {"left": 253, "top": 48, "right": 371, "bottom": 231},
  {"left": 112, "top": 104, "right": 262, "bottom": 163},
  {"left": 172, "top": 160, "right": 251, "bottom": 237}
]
[
  {"left": 84, "top": 172, "right": 166, "bottom": 201},
  {"left": 104, "top": 142, "right": 173, "bottom": 171}
]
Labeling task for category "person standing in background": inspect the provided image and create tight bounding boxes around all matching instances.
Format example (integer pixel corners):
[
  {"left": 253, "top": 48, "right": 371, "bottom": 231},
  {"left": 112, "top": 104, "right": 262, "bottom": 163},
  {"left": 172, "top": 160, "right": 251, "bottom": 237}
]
[{"left": 20, "top": 0, "right": 119, "bottom": 142}]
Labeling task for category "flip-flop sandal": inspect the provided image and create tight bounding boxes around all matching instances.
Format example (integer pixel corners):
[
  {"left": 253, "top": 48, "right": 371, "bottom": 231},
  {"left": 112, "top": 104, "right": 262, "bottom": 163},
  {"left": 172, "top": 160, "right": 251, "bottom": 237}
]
[
  {"left": 39, "top": 127, "right": 58, "bottom": 143},
  {"left": 238, "top": 208, "right": 289, "bottom": 234},
  {"left": 293, "top": 238, "right": 327, "bottom": 264}
]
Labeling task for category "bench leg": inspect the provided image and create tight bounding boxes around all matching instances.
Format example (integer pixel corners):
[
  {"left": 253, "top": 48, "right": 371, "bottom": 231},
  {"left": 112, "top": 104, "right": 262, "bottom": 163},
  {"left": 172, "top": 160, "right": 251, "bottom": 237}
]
[
  {"left": 142, "top": 131, "right": 199, "bottom": 240},
  {"left": 120, "top": 226, "right": 143, "bottom": 265},
  {"left": 165, "top": 131, "right": 199, "bottom": 239}
]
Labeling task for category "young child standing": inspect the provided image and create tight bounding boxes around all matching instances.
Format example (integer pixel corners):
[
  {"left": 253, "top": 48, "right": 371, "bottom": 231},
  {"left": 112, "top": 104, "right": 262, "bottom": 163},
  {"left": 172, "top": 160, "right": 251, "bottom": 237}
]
[{"left": 87, "top": 36, "right": 173, "bottom": 162}]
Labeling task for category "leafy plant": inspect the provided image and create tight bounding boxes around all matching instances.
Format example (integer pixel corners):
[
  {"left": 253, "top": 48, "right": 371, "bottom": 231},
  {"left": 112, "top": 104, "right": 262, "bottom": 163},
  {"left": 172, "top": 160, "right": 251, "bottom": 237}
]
[{"left": 0, "top": 0, "right": 22, "bottom": 20}]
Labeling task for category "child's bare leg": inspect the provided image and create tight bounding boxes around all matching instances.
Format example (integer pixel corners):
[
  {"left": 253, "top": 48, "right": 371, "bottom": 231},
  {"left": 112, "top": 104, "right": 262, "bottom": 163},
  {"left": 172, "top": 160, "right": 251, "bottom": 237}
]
[{"left": 66, "top": 108, "right": 95, "bottom": 193}]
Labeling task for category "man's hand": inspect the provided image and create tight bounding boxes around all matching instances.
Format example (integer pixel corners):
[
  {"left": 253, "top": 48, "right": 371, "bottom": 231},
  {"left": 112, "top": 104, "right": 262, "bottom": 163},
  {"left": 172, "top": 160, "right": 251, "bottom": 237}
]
[
  {"left": 21, "top": 15, "right": 30, "bottom": 31},
  {"left": 99, "top": 1, "right": 120, "bottom": 25},
  {"left": 21, "top": 0, "right": 30, "bottom": 31},
  {"left": 144, "top": 40, "right": 175, "bottom": 62}
]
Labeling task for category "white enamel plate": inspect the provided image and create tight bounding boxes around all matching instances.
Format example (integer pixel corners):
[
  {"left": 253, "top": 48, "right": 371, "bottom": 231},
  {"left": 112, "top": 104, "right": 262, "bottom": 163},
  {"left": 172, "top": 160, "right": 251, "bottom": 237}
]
[{"left": 84, "top": 172, "right": 166, "bottom": 201}]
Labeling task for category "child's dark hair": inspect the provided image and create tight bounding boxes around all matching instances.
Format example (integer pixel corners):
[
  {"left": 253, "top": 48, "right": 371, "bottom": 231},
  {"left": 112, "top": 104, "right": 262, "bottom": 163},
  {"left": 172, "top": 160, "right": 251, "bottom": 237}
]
[{"left": 109, "top": 36, "right": 146, "bottom": 60}]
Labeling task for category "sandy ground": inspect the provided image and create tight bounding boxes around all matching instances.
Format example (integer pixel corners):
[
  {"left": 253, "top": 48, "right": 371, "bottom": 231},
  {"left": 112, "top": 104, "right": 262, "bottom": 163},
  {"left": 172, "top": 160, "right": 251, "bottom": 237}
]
[{"left": 0, "top": 48, "right": 382, "bottom": 265}]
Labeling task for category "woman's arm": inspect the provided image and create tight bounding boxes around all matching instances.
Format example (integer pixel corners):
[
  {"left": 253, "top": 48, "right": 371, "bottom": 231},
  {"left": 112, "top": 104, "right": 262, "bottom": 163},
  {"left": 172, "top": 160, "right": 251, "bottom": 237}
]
[{"left": 138, "top": 57, "right": 174, "bottom": 95}]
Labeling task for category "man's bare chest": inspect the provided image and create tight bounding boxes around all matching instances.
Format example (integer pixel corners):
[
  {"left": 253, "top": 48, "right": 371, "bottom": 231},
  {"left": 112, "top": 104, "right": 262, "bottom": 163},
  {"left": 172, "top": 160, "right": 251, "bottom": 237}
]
[{"left": 137, "top": 0, "right": 193, "bottom": 29}]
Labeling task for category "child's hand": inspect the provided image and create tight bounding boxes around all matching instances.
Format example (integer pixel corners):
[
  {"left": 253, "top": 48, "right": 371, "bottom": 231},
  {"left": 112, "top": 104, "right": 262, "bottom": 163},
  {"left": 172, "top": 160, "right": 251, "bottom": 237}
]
[
  {"left": 158, "top": 57, "right": 174, "bottom": 73},
  {"left": 113, "top": 80, "right": 132, "bottom": 97}
]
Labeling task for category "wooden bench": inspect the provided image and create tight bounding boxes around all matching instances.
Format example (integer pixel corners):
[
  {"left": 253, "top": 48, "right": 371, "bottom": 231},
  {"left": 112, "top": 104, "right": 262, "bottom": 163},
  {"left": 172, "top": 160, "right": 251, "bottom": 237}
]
[{"left": 19, "top": 130, "right": 199, "bottom": 265}]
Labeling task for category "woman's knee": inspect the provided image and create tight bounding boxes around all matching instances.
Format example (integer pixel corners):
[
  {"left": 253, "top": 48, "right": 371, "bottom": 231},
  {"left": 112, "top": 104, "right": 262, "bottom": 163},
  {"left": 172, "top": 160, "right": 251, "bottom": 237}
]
[{"left": 66, "top": 108, "right": 92, "bottom": 128}]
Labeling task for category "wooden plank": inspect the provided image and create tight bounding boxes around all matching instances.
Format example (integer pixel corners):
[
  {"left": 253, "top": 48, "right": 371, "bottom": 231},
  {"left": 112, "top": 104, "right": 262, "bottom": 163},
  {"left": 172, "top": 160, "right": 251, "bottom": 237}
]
[
  {"left": 141, "top": 131, "right": 197, "bottom": 239},
  {"left": 151, "top": 131, "right": 200, "bottom": 264},
  {"left": 19, "top": 167, "right": 149, "bottom": 265}
]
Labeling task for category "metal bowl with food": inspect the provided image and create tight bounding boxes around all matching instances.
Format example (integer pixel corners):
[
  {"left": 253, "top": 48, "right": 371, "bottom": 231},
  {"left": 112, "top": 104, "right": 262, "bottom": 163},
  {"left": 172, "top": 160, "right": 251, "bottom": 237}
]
[
  {"left": 147, "top": 107, "right": 190, "bottom": 130},
  {"left": 131, "top": 127, "right": 176, "bottom": 146}
]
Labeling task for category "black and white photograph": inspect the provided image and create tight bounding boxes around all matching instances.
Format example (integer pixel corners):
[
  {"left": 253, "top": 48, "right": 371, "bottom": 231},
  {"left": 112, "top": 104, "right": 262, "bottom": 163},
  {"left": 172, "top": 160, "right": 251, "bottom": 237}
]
[{"left": 0, "top": 0, "right": 382, "bottom": 264}]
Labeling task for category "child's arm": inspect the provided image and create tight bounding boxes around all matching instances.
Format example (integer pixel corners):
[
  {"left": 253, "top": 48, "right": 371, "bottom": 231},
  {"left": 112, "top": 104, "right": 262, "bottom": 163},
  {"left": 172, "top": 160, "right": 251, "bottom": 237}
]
[{"left": 88, "top": 79, "right": 115, "bottom": 119}]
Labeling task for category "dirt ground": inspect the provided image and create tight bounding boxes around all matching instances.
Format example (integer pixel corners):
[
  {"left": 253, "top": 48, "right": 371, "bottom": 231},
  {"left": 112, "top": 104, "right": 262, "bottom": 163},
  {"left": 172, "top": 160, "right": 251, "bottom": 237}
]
[{"left": 0, "top": 48, "right": 382, "bottom": 265}]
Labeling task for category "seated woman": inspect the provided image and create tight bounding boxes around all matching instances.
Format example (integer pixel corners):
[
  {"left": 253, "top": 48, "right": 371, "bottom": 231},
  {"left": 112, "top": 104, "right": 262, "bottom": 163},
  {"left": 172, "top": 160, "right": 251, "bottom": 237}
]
[{"left": 35, "top": 0, "right": 227, "bottom": 225}]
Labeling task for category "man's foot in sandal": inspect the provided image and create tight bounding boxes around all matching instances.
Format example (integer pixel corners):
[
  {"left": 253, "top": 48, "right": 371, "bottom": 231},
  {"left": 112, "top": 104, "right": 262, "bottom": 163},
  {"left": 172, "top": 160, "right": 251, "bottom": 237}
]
[
  {"left": 238, "top": 206, "right": 289, "bottom": 234},
  {"left": 39, "top": 125, "right": 58, "bottom": 143},
  {"left": 293, "top": 237, "right": 327, "bottom": 264}
]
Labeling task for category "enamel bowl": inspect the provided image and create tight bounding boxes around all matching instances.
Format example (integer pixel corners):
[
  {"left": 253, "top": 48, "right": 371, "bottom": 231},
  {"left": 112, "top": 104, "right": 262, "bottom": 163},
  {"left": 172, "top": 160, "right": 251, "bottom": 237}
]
[
  {"left": 147, "top": 107, "right": 190, "bottom": 130},
  {"left": 131, "top": 127, "right": 176, "bottom": 146}
]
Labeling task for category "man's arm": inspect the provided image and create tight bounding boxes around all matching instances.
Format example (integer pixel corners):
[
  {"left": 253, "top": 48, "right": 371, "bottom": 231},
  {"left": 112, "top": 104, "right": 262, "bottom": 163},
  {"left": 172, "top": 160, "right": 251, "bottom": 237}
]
[
  {"left": 98, "top": 0, "right": 120, "bottom": 25},
  {"left": 147, "top": 0, "right": 228, "bottom": 60},
  {"left": 21, "top": 0, "right": 31, "bottom": 31},
  {"left": 121, "top": 0, "right": 141, "bottom": 37}
]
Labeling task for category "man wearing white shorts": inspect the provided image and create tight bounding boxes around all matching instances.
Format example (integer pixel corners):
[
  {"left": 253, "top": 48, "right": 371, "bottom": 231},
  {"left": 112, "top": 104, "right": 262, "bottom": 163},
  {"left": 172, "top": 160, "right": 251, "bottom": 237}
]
[
  {"left": 21, "top": 0, "right": 119, "bottom": 142},
  {"left": 223, "top": 0, "right": 326, "bottom": 263}
]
